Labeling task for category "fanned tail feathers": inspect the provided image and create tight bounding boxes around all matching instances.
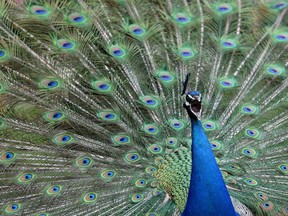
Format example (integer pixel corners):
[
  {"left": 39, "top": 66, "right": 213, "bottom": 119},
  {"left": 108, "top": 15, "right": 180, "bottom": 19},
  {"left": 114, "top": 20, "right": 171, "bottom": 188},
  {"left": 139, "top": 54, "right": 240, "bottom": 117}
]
[{"left": 0, "top": 0, "right": 288, "bottom": 215}]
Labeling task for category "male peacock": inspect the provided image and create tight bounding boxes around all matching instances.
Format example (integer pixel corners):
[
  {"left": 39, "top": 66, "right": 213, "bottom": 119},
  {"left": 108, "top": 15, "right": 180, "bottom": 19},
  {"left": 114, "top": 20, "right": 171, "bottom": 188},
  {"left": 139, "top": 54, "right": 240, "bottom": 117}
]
[{"left": 0, "top": 0, "right": 288, "bottom": 215}]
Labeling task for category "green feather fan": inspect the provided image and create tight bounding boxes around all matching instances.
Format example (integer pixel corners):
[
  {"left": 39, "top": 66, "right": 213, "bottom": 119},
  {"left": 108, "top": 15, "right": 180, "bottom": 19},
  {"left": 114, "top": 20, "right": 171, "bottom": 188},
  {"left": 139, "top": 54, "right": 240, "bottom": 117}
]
[{"left": 0, "top": 0, "right": 288, "bottom": 215}]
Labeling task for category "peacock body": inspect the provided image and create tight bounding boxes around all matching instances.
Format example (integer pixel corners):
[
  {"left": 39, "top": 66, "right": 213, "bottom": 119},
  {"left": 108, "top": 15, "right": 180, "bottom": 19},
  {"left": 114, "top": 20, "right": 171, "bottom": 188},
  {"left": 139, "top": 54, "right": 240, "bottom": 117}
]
[{"left": 0, "top": 0, "right": 288, "bottom": 215}]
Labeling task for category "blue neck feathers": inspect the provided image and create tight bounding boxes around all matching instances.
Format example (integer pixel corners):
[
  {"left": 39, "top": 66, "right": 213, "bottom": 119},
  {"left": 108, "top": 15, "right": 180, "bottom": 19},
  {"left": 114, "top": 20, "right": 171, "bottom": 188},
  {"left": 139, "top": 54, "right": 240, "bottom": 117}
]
[{"left": 182, "top": 118, "right": 237, "bottom": 216}]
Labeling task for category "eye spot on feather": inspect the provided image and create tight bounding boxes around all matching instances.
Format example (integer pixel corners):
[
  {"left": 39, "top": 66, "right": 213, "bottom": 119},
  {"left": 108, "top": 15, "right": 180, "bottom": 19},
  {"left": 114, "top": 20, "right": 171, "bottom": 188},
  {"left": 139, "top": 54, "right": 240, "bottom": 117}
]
[
  {"left": 39, "top": 79, "right": 61, "bottom": 90},
  {"left": 18, "top": 173, "right": 35, "bottom": 183},
  {"left": 272, "top": 2, "right": 287, "bottom": 10},
  {"left": 144, "top": 124, "right": 159, "bottom": 135},
  {"left": 149, "top": 144, "right": 162, "bottom": 154},
  {"left": 178, "top": 47, "right": 195, "bottom": 60},
  {"left": 97, "top": 111, "right": 118, "bottom": 122},
  {"left": 52, "top": 133, "right": 74, "bottom": 145},
  {"left": 30, "top": 6, "right": 49, "bottom": 16},
  {"left": 146, "top": 167, "right": 156, "bottom": 174},
  {"left": 110, "top": 45, "right": 126, "bottom": 58},
  {"left": 219, "top": 77, "right": 237, "bottom": 89},
  {"left": 165, "top": 137, "right": 178, "bottom": 148},
  {"left": 131, "top": 194, "right": 143, "bottom": 203},
  {"left": 76, "top": 156, "right": 93, "bottom": 168},
  {"left": 83, "top": 192, "right": 98, "bottom": 203},
  {"left": 215, "top": 3, "right": 233, "bottom": 14},
  {"left": 255, "top": 192, "right": 268, "bottom": 201},
  {"left": 244, "top": 178, "right": 258, "bottom": 186},
  {"left": 68, "top": 13, "right": 87, "bottom": 24},
  {"left": 0, "top": 49, "right": 10, "bottom": 62},
  {"left": 169, "top": 119, "right": 186, "bottom": 131},
  {"left": 242, "top": 147, "right": 257, "bottom": 157},
  {"left": 260, "top": 201, "right": 274, "bottom": 211},
  {"left": 1, "top": 151, "right": 15, "bottom": 162},
  {"left": 135, "top": 179, "right": 147, "bottom": 187},
  {"left": 240, "top": 104, "right": 259, "bottom": 115},
  {"left": 226, "top": 164, "right": 241, "bottom": 173},
  {"left": 203, "top": 120, "right": 218, "bottom": 131},
  {"left": 92, "top": 80, "right": 113, "bottom": 94},
  {"left": 174, "top": 13, "right": 191, "bottom": 24},
  {"left": 265, "top": 64, "right": 285, "bottom": 76},
  {"left": 5, "top": 203, "right": 21, "bottom": 213},
  {"left": 278, "top": 164, "right": 288, "bottom": 174},
  {"left": 272, "top": 31, "right": 288, "bottom": 42},
  {"left": 100, "top": 170, "right": 116, "bottom": 180},
  {"left": 46, "top": 185, "right": 62, "bottom": 195},
  {"left": 220, "top": 39, "right": 237, "bottom": 49},
  {"left": 245, "top": 128, "right": 261, "bottom": 139},
  {"left": 156, "top": 70, "right": 175, "bottom": 85},
  {"left": 0, "top": 50, "right": 5, "bottom": 57},
  {"left": 276, "top": 34, "right": 287, "bottom": 40},
  {"left": 210, "top": 141, "right": 222, "bottom": 151},
  {"left": 112, "top": 134, "right": 130, "bottom": 145},
  {"left": 43, "top": 111, "right": 65, "bottom": 122},
  {"left": 140, "top": 96, "right": 159, "bottom": 108},
  {"left": 124, "top": 152, "right": 140, "bottom": 163},
  {"left": 57, "top": 39, "right": 75, "bottom": 50},
  {"left": 129, "top": 24, "right": 145, "bottom": 36}
]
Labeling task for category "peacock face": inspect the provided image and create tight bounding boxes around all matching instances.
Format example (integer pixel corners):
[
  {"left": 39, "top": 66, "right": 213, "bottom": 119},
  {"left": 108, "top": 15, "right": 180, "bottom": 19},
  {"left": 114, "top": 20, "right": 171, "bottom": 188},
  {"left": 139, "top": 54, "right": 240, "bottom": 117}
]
[{"left": 184, "top": 91, "right": 202, "bottom": 120}]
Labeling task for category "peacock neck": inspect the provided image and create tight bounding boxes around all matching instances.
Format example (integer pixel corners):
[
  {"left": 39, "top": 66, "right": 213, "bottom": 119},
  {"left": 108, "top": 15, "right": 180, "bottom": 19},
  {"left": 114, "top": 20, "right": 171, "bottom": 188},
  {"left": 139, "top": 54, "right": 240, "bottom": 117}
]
[{"left": 182, "top": 118, "right": 237, "bottom": 216}]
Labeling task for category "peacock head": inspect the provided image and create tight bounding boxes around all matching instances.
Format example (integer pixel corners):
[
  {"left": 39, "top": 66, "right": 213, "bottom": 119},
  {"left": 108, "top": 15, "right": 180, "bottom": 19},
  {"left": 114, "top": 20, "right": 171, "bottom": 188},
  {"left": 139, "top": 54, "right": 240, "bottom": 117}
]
[{"left": 183, "top": 91, "right": 202, "bottom": 120}]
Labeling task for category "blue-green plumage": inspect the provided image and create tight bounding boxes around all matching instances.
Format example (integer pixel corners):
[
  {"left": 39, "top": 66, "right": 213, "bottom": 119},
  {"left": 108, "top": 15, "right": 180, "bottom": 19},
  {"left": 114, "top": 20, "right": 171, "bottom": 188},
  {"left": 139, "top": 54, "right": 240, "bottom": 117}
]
[
  {"left": 182, "top": 91, "right": 236, "bottom": 215},
  {"left": 0, "top": 1, "right": 288, "bottom": 216}
]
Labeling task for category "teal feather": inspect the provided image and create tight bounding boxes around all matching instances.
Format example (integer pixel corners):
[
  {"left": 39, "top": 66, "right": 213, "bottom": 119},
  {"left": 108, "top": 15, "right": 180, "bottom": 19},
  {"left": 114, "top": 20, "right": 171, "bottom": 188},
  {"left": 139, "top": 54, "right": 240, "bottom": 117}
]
[{"left": 0, "top": 1, "right": 288, "bottom": 216}]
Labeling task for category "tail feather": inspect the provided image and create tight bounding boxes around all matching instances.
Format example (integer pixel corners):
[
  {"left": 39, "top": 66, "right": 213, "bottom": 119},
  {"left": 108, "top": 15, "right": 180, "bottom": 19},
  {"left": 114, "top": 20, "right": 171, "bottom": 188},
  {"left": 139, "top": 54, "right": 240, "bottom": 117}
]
[{"left": 0, "top": 1, "right": 288, "bottom": 215}]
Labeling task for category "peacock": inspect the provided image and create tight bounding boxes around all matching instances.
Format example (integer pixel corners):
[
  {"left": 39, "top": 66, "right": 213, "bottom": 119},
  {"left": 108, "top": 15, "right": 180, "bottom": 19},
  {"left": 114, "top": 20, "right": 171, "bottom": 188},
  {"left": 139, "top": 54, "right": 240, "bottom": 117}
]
[{"left": 0, "top": 0, "right": 288, "bottom": 215}]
